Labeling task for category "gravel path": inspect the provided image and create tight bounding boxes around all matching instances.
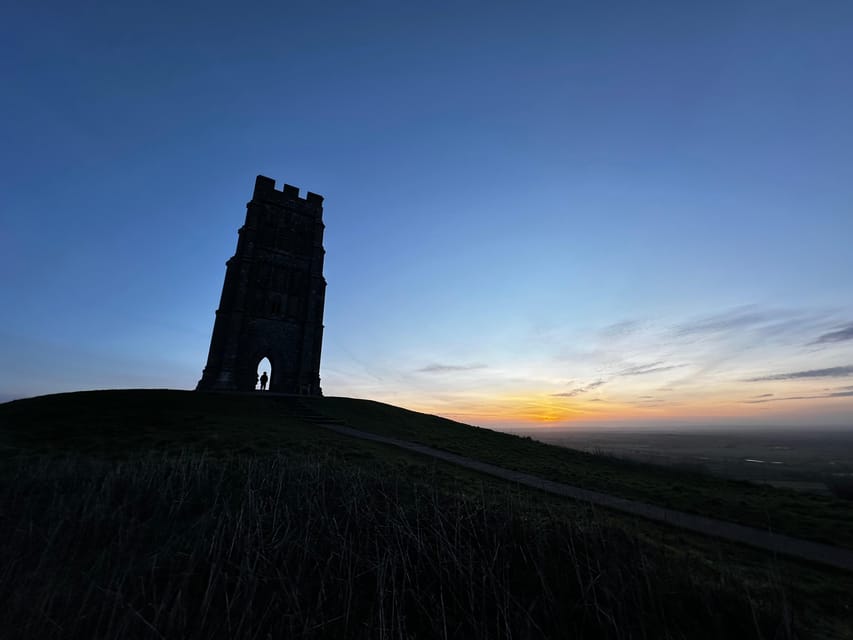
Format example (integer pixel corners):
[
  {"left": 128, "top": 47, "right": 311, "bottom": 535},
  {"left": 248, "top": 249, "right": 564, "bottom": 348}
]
[{"left": 317, "top": 421, "right": 853, "bottom": 572}]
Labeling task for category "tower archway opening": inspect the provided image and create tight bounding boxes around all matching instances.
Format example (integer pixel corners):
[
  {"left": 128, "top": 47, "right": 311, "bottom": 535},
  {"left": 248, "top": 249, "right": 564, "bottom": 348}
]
[{"left": 257, "top": 357, "right": 272, "bottom": 391}]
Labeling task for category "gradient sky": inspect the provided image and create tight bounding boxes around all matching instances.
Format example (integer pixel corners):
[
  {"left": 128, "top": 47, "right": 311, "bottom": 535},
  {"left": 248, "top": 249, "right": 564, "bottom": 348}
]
[{"left": 2, "top": 1, "right": 853, "bottom": 429}]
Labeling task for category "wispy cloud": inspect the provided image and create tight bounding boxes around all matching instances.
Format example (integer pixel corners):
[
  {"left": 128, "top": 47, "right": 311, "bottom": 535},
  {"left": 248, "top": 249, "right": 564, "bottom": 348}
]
[
  {"left": 551, "top": 379, "right": 606, "bottom": 397},
  {"left": 676, "top": 307, "right": 774, "bottom": 336},
  {"left": 619, "top": 361, "right": 685, "bottom": 376},
  {"left": 599, "top": 320, "right": 642, "bottom": 339},
  {"left": 674, "top": 305, "right": 833, "bottom": 345},
  {"left": 812, "top": 323, "right": 853, "bottom": 345},
  {"left": 743, "top": 395, "right": 807, "bottom": 404},
  {"left": 744, "top": 388, "right": 853, "bottom": 403},
  {"left": 746, "top": 365, "right": 853, "bottom": 382},
  {"left": 416, "top": 363, "right": 487, "bottom": 374},
  {"left": 628, "top": 395, "right": 670, "bottom": 407}
]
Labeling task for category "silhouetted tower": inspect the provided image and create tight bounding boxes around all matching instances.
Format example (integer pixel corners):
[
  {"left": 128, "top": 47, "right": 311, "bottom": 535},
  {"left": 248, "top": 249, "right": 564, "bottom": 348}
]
[{"left": 197, "top": 176, "right": 326, "bottom": 394}]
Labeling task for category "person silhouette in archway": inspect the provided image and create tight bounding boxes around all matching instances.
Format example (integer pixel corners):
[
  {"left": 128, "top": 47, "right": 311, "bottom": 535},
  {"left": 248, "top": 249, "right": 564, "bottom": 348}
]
[{"left": 259, "top": 371, "right": 268, "bottom": 391}]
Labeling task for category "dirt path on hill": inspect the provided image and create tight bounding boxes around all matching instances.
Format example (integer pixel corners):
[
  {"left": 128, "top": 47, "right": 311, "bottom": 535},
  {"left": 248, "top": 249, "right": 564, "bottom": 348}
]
[{"left": 316, "top": 421, "right": 853, "bottom": 572}]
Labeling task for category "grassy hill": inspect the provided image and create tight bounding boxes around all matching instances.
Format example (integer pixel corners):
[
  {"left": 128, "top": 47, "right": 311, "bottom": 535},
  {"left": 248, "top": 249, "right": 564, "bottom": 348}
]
[
  {"left": 1, "top": 390, "right": 851, "bottom": 639},
  {"left": 306, "top": 396, "right": 853, "bottom": 549}
]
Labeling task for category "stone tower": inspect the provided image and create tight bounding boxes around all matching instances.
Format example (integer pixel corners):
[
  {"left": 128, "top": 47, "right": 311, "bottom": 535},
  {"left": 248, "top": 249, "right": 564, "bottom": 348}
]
[{"left": 197, "top": 175, "right": 326, "bottom": 395}]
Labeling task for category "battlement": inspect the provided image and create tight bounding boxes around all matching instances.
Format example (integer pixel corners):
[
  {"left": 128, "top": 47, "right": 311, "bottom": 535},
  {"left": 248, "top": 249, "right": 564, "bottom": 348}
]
[{"left": 253, "top": 175, "right": 324, "bottom": 206}]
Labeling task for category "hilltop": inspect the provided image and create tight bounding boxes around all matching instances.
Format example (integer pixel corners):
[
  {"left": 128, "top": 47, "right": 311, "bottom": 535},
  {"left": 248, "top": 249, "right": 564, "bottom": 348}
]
[
  {"left": 1, "top": 390, "right": 851, "bottom": 639},
  {"left": 5, "top": 389, "right": 852, "bottom": 548}
]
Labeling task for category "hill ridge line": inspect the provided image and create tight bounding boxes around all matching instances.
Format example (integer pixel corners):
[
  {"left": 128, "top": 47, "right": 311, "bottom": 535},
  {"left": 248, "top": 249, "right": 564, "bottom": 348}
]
[{"left": 314, "top": 420, "right": 853, "bottom": 572}]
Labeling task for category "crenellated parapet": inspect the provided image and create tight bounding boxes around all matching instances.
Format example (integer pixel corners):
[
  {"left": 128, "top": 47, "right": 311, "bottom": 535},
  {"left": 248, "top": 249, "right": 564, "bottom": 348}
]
[{"left": 252, "top": 175, "right": 324, "bottom": 209}]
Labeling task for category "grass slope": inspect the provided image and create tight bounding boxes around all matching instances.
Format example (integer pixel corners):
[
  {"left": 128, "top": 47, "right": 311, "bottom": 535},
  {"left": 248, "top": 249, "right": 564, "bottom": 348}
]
[
  {"left": 305, "top": 396, "right": 853, "bottom": 550},
  {"left": 1, "top": 390, "right": 851, "bottom": 639}
]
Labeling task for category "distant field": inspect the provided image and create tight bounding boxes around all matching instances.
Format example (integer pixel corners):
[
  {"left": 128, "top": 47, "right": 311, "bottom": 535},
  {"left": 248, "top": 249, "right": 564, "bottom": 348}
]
[
  {"left": 1, "top": 390, "right": 852, "bottom": 638},
  {"left": 524, "top": 428, "right": 853, "bottom": 497}
]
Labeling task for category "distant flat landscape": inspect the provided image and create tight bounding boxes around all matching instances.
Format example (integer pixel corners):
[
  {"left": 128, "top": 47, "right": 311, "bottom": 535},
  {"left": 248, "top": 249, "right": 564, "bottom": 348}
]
[{"left": 524, "top": 427, "right": 853, "bottom": 496}]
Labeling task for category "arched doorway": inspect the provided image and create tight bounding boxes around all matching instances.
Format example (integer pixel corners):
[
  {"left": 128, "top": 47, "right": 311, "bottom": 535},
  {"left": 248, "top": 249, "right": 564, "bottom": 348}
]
[{"left": 256, "top": 357, "right": 272, "bottom": 391}]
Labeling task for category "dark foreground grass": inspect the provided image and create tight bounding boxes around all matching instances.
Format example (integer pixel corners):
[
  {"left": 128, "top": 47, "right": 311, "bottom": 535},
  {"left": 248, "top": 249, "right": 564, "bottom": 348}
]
[
  {"left": 0, "top": 450, "right": 799, "bottom": 640},
  {"left": 307, "top": 397, "right": 853, "bottom": 549},
  {"left": 1, "top": 390, "right": 852, "bottom": 638}
]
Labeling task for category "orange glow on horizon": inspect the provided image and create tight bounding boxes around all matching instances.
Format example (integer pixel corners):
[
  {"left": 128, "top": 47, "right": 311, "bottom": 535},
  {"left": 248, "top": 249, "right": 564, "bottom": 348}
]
[
  {"left": 385, "top": 389, "right": 853, "bottom": 429},
  {"left": 397, "top": 392, "right": 640, "bottom": 427}
]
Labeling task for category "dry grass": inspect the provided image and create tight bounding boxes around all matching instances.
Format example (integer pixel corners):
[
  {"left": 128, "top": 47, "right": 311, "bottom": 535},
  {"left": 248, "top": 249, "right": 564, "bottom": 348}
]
[{"left": 0, "top": 451, "right": 794, "bottom": 640}]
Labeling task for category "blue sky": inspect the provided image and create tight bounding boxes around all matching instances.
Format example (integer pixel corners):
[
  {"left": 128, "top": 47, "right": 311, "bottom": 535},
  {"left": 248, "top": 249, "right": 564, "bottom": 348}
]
[{"left": 2, "top": 1, "right": 852, "bottom": 428}]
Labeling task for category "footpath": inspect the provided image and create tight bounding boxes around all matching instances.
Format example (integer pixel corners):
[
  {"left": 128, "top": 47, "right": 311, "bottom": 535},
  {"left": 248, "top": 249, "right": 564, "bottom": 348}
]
[{"left": 314, "top": 421, "right": 853, "bottom": 572}]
